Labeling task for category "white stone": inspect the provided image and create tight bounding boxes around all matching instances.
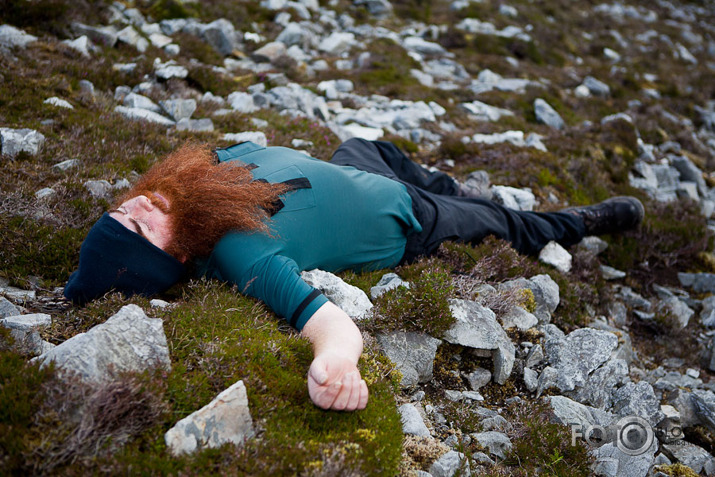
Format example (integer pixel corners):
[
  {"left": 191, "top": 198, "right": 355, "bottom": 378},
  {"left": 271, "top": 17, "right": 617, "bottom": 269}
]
[
  {"left": 223, "top": 131, "right": 267, "bottom": 147},
  {"left": 114, "top": 106, "right": 175, "bottom": 126},
  {"left": 165, "top": 380, "right": 254, "bottom": 455},
  {"left": 0, "top": 128, "right": 46, "bottom": 158},
  {"left": 301, "top": 269, "right": 373, "bottom": 319},
  {"left": 44, "top": 97, "right": 74, "bottom": 109},
  {"left": 539, "top": 241, "right": 572, "bottom": 273}
]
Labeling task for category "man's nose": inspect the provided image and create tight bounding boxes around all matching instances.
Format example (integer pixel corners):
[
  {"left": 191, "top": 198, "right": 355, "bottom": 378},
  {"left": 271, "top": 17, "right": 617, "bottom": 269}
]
[{"left": 137, "top": 195, "right": 155, "bottom": 212}]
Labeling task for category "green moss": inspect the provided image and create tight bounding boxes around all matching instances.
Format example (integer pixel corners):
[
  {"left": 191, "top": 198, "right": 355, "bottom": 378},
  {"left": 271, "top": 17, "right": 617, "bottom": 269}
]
[
  {"left": 654, "top": 464, "right": 700, "bottom": 477},
  {"left": 145, "top": 0, "right": 195, "bottom": 21}
]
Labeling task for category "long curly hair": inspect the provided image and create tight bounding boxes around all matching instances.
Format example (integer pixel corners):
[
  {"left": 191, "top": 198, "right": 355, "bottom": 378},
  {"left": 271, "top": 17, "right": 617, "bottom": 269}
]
[{"left": 115, "top": 143, "right": 289, "bottom": 261}]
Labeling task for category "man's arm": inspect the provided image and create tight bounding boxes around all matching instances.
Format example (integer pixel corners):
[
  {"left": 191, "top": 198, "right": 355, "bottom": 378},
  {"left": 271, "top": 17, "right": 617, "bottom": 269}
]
[{"left": 301, "top": 301, "right": 369, "bottom": 411}]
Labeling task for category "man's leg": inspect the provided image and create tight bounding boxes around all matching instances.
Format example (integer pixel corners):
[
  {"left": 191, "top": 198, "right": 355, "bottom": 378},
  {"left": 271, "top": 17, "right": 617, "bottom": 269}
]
[
  {"left": 401, "top": 188, "right": 587, "bottom": 262},
  {"left": 331, "top": 138, "right": 461, "bottom": 195}
]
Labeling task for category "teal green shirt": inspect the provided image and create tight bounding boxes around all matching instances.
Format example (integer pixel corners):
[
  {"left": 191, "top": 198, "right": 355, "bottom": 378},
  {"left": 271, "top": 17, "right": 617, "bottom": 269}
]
[{"left": 196, "top": 142, "right": 422, "bottom": 329}]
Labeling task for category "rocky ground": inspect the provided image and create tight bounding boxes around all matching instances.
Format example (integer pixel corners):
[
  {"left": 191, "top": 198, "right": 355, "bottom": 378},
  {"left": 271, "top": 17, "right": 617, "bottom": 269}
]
[{"left": 2, "top": 0, "right": 715, "bottom": 475}]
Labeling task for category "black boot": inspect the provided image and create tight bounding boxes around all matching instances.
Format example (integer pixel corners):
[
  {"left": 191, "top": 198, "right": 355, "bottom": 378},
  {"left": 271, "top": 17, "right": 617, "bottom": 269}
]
[{"left": 562, "top": 196, "right": 645, "bottom": 236}]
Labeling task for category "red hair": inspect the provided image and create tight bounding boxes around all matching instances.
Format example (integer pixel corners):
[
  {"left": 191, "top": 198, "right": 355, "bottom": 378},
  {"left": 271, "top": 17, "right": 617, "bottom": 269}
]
[{"left": 116, "top": 143, "right": 288, "bottom": 260}]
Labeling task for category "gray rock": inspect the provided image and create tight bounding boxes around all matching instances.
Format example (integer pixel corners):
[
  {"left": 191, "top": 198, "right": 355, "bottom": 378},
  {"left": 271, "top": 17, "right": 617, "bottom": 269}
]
[
  {"left": 465, "top": 367, "right": 491, "bottom": 390},
  {"left": 429, "top": 450, "right": 468, "bottom": 477},
  {"left": 459, "top": 100, "right": 514, "bottom": 122},
  {"left": 276, "top": 23, "right": 315, "bottom": 48},
  {"left": 160, "top": 99, "right": 197, "bottom": 121},
  {"left": 176, "top": 118, "right": 214, "bottom": 132},
  {"left": 583, "top": 76, "right": 611, "bottom": 97},
  {"left": 1, "top": 128, "right": 46, "bottom": 158},
  {"left": 678, "top": 272, "right": 715, "bottom": 293},
  {"left": 165, "top": 380, "right": 254, "bottom": 455},
  {"left": 0, "top": 297, "right": 21, "bottom": 318},
  {"left": 600, "top": 265, "right": 626, "bottom": 280},
  {"left": 71, "top": 22, "right": 118, "bottom": 47},
  {"left": 301, "top": 269, "right": 373, "bottom": 319},
  {"left": 61, "top": 36, "right": 91, "bottom": 57},
  {"left": 114, "top": 106, "right": 175, "bottom": 126},
  {"left": 571, "top": 358, "right": 629, "bottom": 409},
  {"left": 444, "top": 390, "right": 463, "bottom": 402},
  {"left": 155, "top": 63, "right": 188, "bottom": 80},
  {"left": 592, "top": 439, "right": 657, "bottom": 477},
  {"left": 525, "top": 344, "right": 544, "bottom": 368},
  {"left": 471, "top": 431, "right": 512, "bottom": 460},
  {"left": 223, "top": 132, "right": 267, "bottom": 147},
  {"left": 252, "top": 41, "right": 287, "bottom": 63},
  {"left": 377, "top": 331, "right": 441, "bottom": 387},
  {"left": 443, "top": 299, "right": 515, "bottom": 384},
  {"left": 544, "top": 328, "right": 618, "bottom": 392},
  {"left": 117, "top": 26, "right": 148, "bottom": 52},
  {"left": 612, "top": 381, "right": 663, "bottom": 427},
  {"left": 491, "top": 186, "right": 535, "bottom": 211},
  {"left": 228, "top": 91, "right": 259, "bottom": 113},
  {"left": 318, "top": 32, "right": 355, "bottom": 55},
  {"left": 534, "top": 98, "right": 565, "bottom": 130},
  {"left": 123, "top": 92, "right": 161, "bottom": 112},
  {"left": 79, "top": 80, "right": 95, "bottom": 95},
  {"left": 499, "top": 274, "right": 559, "bottom": 323},
  {"left": 370, "top": 273, "right": 409, "bottom": 300},
  {"left": 36, "top": 304, "right": 171, "bottom": 383},
  {"left": 615, "top": 286, "right": 651, "bottom": 311},
  {"left": 201, "top": 19, "right": 238, "bottom": 56},
  {"left": 1, "top": 313, "right": 52, "bottom": 355},
  {"left": 588, "top": 321, "right": 635, "bottom": 365},
  {"left": 399, "top": 403, "right": 430, "bottom": 437},
  {"left": 656, "top": 296, "right": 694, "bottom": 329},
  {"left": 458, "top": 170, "right": 491, "bottom": 199},
  {"left": 523, "top": 367, "right": 538, "bottom": 392},
  {"left": 661, "top": 441, "right": 715, "bottom": 475},
  {"left": 672, "top": 155, "right": 707, "bottom": 195},
  {"left": 402, "top": 36, "right": 447, "bottom": 56},
  {"left": 538, "top": 241, "right": 572, "bottom": 273},
  {"left": 0, "top": 24, "right": 38, "bottom": 48},
  {"left": 83, "top": 179, "right": 112, "bottom": 199},
  {"left": 549, "top": 395, "right": 614, "bottom": 431},
  {"left": 500, "top": 306, "right": 538, "bottom": 331}
]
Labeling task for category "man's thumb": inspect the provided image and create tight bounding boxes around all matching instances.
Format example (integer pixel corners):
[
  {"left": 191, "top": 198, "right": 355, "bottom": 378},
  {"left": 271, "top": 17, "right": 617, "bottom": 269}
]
[{"left": 309, "top": 358, "right": 329, "bottom": 385}]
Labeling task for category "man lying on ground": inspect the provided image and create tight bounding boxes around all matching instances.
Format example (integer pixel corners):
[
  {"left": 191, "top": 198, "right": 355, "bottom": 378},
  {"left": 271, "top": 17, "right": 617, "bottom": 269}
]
[{"left": 64, "top": 138, "right": 644, "bottom": 411}]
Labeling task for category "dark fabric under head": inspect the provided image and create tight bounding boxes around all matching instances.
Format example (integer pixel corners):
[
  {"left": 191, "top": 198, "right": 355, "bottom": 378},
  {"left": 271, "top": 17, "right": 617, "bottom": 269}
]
[{"left": 64, "top": 213, "right": 185, "bottom": 305}]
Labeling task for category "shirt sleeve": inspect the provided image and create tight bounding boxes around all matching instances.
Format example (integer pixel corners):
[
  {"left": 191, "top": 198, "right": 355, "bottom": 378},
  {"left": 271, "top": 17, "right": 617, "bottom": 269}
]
[{"left": 214, "top": 251, "right": 328, "bottom": 330}]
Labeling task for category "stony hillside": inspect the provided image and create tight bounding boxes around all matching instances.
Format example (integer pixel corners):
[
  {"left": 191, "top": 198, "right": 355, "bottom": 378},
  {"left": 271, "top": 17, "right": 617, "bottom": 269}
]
[{"left": 2, "top": 0, "right": 715, "bottom": 475}]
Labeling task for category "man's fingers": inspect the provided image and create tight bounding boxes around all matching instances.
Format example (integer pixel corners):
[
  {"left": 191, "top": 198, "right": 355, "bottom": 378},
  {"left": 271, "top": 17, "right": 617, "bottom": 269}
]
[
  {"left": 331, "top": 372, "right": 357, "bottom": 411},
  {"left": 308, "top": 359, "right": 329, "bottom": 386},
  {"left": 357, "top": 380, "right": 369, "bottom": 410},
  {"left": 343, "top": 372, "right": 362, "bottom": 411}
]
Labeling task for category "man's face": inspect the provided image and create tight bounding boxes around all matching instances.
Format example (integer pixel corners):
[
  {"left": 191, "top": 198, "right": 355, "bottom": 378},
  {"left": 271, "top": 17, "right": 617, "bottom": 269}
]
[{"left": 109, "top": 194, "right": 173, "bottom": 251}]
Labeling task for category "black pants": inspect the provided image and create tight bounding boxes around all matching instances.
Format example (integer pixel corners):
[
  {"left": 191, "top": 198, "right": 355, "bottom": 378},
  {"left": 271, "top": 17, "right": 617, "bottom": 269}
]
[{"left": 330, "top": 138, "right": 586, "bottom": 262}]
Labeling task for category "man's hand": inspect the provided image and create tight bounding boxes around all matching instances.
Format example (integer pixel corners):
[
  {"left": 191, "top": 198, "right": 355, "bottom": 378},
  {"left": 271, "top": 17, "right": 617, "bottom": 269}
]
[
  {"left": 301, "top": 301, "right": 369, "bottom": 411},
  {"left": 308, "top": 351, "right": 369, "bottom": 411}
]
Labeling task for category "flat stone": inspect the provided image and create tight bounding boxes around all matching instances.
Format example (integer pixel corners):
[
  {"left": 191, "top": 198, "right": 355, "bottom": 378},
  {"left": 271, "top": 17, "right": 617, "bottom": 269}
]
[
  {"left": 35, "top": 187, "right": 55, "bottom": 200},
  {"left": 223, "top": 132, "right": 267, "bottom": 147},
  {"left": 61, "top": 36, "right": 91, "bottom": 57},
  {"left": 534, "top": 98, "right": 565, "bottom": 130},
  {"left": 0, "top": 297, "right": 21, "bottom": 318},
  {"left": 500, "top": 306, "right": 538, "bottom": 331},
  {"left": 160, "top": 99, "right": 197, "bottom": 121},
  {"left": 399, "top": 403, "right": 430, "bottom": 437},
  {"left": 543, "top": 327, "right": 618, "bottom": 392},
  {"left": 370, "top": 273, "right": 410, "bottom": 300},
  {"left": 471, "top": 431, "right": 512, "bottom": 460},
  {"left": 539, "top": 241, "right": 572, "bottom": 273},
  {"left": 83, "top": 179, "right": 112, "bottom": 199},
  {"left": 165, "top": 380, "right": 254, "bottom": 455},
  {"left": 661, "top": 441, "right": 715, "bottom": 475},
  {"left": 176, "top": 118, "right": 214, "bottom": 132},
  {"left": 44, "top": 97, "right": 73, "bottom": 109},
  {"left": 251, "top": 41, "right": 287, "bottom": 63},
  {"left": 376, "top": 331, "right": 441, "bottom": 387},
  {"left": 465, "top": 367, "right": 492, "bottom": 390},
  {"left": 36, "top": 304, "right": 171, "bottom": 383},
  {"left": 443, "top": 299, "right": 515, "bottom": 384},
  {"left": 301, "top": 269, "right": 373, "bottom": 319},
  {"left": 459, "top": 100, "right": 514, "bottom": 122},
  {"left": 115, "top": 106, "right": 175, "bottom": 126},
  {"left": 612, "top": 381, "right": 663, "bottom": 427},
  {"left": 429, "top": 450, "right": 469, "bottom": 477}
]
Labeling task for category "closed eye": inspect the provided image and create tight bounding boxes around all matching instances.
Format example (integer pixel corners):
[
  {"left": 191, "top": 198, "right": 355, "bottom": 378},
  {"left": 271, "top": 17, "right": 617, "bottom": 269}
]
[{"left": 109, "top": 208, "right": 149, "bottom": 239}]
